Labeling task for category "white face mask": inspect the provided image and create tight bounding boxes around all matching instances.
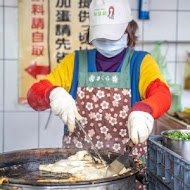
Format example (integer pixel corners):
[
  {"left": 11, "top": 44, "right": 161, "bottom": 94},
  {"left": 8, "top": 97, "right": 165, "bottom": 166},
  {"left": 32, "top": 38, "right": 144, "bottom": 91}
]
[{"left": 92, "top": 34, "right": 127, "bottom": 58}]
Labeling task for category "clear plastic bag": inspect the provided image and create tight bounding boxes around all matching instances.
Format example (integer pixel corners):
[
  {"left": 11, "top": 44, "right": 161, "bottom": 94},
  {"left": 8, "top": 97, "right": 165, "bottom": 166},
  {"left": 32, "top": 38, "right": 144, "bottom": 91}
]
[
  {"left": 169, "top": 83, "right": 182, "bottom": 112},
  {"left": 150, "top": 42, "right": 171, "bottom": 84}
]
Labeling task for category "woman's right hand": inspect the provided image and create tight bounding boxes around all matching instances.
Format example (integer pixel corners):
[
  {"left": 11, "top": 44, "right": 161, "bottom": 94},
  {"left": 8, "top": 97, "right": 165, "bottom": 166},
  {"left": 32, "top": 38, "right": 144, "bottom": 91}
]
[
  {"left": 49, "top": 87, "right": 81, "bottom": 132},
  {"left": 127, "top": 111, "right": 154, "bottom": 144}
]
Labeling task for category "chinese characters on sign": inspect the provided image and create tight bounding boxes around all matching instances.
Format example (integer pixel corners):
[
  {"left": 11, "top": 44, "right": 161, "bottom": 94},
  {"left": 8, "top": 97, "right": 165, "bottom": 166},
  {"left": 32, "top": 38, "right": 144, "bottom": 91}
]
[
  {"left": 31, "top": 1, "right": 45, "bottom": 57},
  {"left": 24, "top": 0, "right": 50, "bottom": 79},
  {"left": 19, "top": 0, "right": 92, "bottom": 103},
  {"left": 54, "top": 0, "right": 92, "bottom": 63}
]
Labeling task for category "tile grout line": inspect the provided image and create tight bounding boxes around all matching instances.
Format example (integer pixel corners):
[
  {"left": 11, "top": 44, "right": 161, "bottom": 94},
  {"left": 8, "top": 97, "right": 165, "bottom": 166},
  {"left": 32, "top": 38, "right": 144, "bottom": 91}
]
[
  {"left": 0, "top": 5, "right": 17, "bottom": 8},
  {"left": 2, "top": 0, "right": 5, "bottom": 153},
  {"left": 0, "top": 59, "right": 185, "bottom": 63},
  {"left": 142, "top": 20, "right": 144, "bottom": 50},
  {"left": 175, "top": 0, "right": 179, "bottom": 84},
  {"left": 0, "top": 5, "right": 188, "bottom": 11},
  {"left": 38, "top": 112, "right": 40, "bottom": 148},
  {"left": 0, "top": 58, "right": 18, "bottom": 61}
]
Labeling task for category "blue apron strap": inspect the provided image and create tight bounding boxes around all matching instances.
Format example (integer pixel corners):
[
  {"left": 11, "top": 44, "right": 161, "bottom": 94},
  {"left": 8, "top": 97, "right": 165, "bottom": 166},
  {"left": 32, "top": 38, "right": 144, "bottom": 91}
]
[
  {"left": 87, "top": 49, "right": 97, "bottom": 72},
  {"left": 69, "top": 51, "right": 79, "bottom": 100},
  {"left": 69, "top": 49, "right": 97, "bottom": 99}
]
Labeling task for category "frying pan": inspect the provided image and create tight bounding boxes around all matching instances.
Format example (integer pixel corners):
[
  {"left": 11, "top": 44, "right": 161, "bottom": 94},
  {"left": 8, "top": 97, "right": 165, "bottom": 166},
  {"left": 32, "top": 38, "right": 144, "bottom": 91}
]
[{"left": 0, "top": 148, "right": 143, "bottom": 189}]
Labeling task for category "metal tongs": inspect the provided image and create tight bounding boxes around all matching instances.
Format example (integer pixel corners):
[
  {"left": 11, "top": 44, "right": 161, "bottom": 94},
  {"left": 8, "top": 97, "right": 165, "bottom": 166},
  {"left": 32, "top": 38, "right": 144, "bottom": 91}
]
[{"left": 74, "top": 118, "right": 107, "bottom": 166}]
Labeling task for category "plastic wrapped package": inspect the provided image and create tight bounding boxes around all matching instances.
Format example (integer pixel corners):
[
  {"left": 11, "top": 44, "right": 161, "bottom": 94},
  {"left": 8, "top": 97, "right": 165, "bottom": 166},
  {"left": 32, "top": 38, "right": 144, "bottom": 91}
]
[{"left": 184, "top": 52, "right": 190, "bottom": 89}]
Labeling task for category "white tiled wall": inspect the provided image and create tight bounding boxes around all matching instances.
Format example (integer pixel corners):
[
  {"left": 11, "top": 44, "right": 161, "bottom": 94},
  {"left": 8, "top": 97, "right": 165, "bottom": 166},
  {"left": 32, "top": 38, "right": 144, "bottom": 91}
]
[
  {"left": 0, "top": 61, "right": 3, "bottom": 111},
  {"left": 0, "top": 7, "right": 3, "bottom": 59},
  {"left": 150, "top": 0, "right": 177, "bottom": 10},
  {"left": 179, "top": 0, "right": 190, "bottom": 10},
  {"left": 0, "top": 113, "right": 3, "bottom": 153},
  {"left": 178, "top": 12, "right": 190, "bottom": 41},
  {"left": 4, "top": 112, "right": 39, "bottom": 152},
  {"left": 177, "top": 44, "right": 190, "bottom": 62},
  {"left": 0, "top": 0, "right": 190, "bottom": 153},
  {"left": 4, "top": 60, "right": 31, "bottom": 112},
  {"left": 144, "top": 12, "right": 177, "bottom": 41},
  {"left": 4, "top": 7, "right": 18, "bottom": 59},
  {"left": 39, "top": 112, "right": 63, "bottom": 148},
  {"left": 4, "top": 0, "right": 17, "bottom": 6}
]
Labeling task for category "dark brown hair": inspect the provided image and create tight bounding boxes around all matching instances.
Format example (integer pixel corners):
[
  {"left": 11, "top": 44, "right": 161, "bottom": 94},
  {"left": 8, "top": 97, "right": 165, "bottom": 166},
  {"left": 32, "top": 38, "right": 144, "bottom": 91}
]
[
  {"left": 125, "top": 20, "right": 138, "bottom": 47},
  {"left": 86, "top": 20, "right": 138, "bottom": 47}
]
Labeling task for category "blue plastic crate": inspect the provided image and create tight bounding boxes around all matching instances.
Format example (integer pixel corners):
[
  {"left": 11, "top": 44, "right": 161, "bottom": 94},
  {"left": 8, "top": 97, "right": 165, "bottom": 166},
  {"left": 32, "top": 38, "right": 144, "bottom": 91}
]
[
  {"left": 148, "top": 171, "right": 172, "bottom": 190},
  {"left": 147, "top": 135, "right": 190, "bottom": 190}
]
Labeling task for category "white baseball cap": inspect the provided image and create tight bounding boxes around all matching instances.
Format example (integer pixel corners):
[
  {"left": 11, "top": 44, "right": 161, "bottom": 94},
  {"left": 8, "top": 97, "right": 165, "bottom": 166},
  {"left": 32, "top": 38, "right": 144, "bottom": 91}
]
[{"left": 89, "top": 0, "right": 133, "bottom": 42}]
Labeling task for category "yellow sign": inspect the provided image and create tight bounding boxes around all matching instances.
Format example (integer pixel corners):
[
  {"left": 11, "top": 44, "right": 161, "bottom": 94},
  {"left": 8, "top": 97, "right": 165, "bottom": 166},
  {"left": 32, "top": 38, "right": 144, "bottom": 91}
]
[{"left": 19, "top": 0, "right": 92, "bottom": 103}]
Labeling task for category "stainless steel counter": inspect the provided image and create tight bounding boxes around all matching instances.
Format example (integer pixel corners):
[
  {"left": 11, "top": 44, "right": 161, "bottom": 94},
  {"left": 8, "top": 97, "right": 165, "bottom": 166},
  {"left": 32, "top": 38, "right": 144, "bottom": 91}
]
[{"left": 152, "top": 113, "right": 190, "bottom": 135}]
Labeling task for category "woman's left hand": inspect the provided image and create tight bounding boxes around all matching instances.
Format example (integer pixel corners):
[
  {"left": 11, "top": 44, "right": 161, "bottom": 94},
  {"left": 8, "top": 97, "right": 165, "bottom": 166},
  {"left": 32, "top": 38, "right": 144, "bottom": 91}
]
[{"left": 127, "top": 111, "right": 154, "bottom": 144}]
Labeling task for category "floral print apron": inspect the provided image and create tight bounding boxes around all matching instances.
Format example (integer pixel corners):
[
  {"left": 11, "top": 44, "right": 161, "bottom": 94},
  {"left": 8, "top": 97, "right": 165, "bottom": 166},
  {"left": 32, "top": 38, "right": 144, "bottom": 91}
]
[
  {"left": 63, "top": 49, "right": 147, "bottom": 189},
  {"left": 63, "top": 49, "right": 147, "bottom": 160}
]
